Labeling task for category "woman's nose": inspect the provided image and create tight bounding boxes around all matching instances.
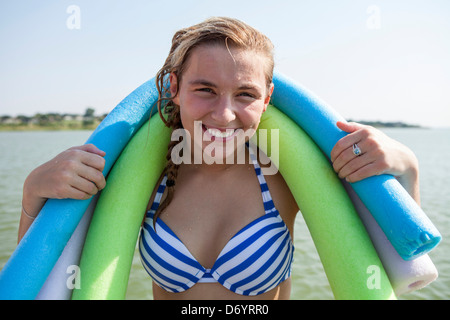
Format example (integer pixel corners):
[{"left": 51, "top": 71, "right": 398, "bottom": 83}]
[{"left": 210, "top": 96, "right": 236, "bottom": 125}]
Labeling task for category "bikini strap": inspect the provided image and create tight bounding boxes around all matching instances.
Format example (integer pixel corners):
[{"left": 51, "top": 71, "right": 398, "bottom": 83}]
[
  {"left": 246, "top": 143, "right": 276, "bottom": 214},
  {"left": 148, "top": 175, "right": 168, "bottom": 215},
  {"left": 149, "top": 145, "right": 276, "bottom": 216}
]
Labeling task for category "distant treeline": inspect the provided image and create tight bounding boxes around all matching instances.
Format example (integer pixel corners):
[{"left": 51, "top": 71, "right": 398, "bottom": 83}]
[
  {"left": 0, "top": 108, "right": 422, "bottom": 131},
  {"left": 0, "top": 108, "right": 107, "bottom": 131},
  {"left": 347, "top": 119, "right": 422, "bottom": 128}
]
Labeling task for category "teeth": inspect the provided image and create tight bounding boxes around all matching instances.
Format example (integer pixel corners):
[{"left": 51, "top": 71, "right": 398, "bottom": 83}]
[{"left": 206, "top": 126, "right": 235, "bottom": 138}]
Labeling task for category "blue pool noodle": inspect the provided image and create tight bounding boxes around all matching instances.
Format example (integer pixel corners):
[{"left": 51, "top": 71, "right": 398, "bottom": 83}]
[
  {"left": 271, "top": 71, "right": 441, "bottom": 261},
  {"left": 0, "top": 71, "right": 441, "bottom": 299},
  {"left": 0, "top": 78, "right": 159, "bottom": 300}
]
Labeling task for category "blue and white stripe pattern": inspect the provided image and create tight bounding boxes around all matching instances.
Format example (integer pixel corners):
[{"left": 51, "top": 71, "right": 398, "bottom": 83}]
[{"left": 139, "top": 144, "right": 294, "bottom": 296}]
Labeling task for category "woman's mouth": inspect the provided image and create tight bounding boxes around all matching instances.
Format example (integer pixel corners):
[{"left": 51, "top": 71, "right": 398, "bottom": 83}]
[{"left": 202, "top": 124, "right": 239, "bottom": 141}]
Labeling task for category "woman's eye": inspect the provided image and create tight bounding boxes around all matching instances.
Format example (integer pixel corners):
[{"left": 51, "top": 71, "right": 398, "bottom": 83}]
[
  {"left": 197, "top": 88, "right": 214, "bottom": 94},
  {"left": 238, "top": 92, "right": 255, "bottom": 99}
]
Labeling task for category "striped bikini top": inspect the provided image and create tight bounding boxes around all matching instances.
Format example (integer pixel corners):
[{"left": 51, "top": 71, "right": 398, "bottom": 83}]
[{"left": 138, "top": 145, "right": 294, "bottom": 296}]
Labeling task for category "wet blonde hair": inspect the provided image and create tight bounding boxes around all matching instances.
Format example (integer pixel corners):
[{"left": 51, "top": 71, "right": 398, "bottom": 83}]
[{"left": 154, "top": 17, "right": 275, "bottom": 221}]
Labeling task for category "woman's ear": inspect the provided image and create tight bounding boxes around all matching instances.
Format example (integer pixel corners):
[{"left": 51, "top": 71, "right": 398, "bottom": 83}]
[
  {"left": 263, "top": 83, "right": 274, "bottom": 112},
  {"left": 169, "top": 72, "right": 180, "bottom": 105}
]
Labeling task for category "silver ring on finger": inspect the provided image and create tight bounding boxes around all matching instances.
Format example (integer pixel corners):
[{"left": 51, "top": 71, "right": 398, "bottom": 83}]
[{"left": 352, "top": 143, "right": 362, "bottom": 156}]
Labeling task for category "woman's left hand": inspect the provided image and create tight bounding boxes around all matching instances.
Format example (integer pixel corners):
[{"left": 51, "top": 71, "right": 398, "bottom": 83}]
[{"left": 330, "top": 121, "right": 420, "bottom": 202}]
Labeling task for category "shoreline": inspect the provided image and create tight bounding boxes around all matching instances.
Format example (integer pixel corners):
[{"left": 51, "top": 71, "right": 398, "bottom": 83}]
[
  {"left": 347, "top": 120, "right": 424, "bottom": 129},
  {"left": 0, "top": 122, "right": 425, "bottom": 132},
  {"left": 0, "top": 125, "right": 97, "bottom": 132}
]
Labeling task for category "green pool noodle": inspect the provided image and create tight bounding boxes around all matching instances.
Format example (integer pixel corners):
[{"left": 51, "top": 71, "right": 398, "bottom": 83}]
[
  {"left": 72, "top": 115, "right": 171, "bottom": 300},
  {"left": 255, "top": 106, "right": 396, "bottom": 300},
  {"left": 73, "top": 104, "right": 395, "bottom": 300}
]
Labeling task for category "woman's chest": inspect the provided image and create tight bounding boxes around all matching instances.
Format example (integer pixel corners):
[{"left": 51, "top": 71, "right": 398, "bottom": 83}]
[{"left": 159, "top": 168, "right": 267, "bottom": 268}]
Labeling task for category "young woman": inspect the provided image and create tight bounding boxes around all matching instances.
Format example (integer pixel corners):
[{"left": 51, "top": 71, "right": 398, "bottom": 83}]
[{"left": 19, "top": 17, "right": 420, "bottom": 300}]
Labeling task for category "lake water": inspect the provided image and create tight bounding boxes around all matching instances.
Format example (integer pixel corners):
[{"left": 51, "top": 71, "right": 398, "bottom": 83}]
[{"left": 0, "top": 128, "right": 449, "bottom": 300}]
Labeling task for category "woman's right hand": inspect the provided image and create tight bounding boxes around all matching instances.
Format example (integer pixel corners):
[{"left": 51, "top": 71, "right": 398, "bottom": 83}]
[
  {"left": 22, "top": 144, "right": 107, "bottom": 216},
  {"left": 19, "top": 144, "right": 106, "bottom": 241}
]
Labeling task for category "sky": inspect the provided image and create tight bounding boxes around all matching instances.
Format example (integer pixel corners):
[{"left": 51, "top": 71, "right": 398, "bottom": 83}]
[{"left": 1, "top": 0, "right": 449, "bottom": 127}]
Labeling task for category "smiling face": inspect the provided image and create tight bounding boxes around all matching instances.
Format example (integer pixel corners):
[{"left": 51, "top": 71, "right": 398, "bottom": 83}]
[{"left": 170, "top": 44, "right": 274, "bottom": 163}]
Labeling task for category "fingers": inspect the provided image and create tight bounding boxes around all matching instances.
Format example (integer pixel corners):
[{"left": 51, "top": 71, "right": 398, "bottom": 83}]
[
  {"left": 330, "top": 121, "right": 367, "bottom": 163},
  {"left": 341, "top": 162, "right": 380, "bottom": 183},
  {"left": 67, "top": 146, "right": 107, "bottom": 195},
  {"left": 331, "top": 122, "right": 386, "bottom": 183},
  {"left": 336, "top": 121, "right": 363, "bottom": 134},
  {"left": 334, "top": 153, "right": 377, "bottom": 182},
  {"left": 80, "top": 148, "right": 106, "bottom": 172},
  {"left": 332, "top": 143, "right": 365, "bottom": 176},
  {"left": 76, "top": 162, "right": 107, "bottom": 191},
  {"left": 52, "top": 160, "right": 106, "bottom": 199},
  {"left": 74, "top": 144, "right": 106, "bottom": 157},
  {"left": 61, "top": 182, "right": 96, "bottom": 201},
  {"left": 70, "top": 174, "right": 102, "bottom": 199},
  {"left": 42, "top": 144, "right": 107, "bottom": 200},
  {"left": 67, "top": 144, "right": 106, "bottom": 172}
]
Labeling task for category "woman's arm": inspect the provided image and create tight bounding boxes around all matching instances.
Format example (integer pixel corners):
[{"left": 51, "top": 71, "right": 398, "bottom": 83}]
[
  {"left": 18, "top": 144, "right": 106, "bottom": 243},
  {"left": 330, "top": 121, "right": 420, "bottom": 205}
]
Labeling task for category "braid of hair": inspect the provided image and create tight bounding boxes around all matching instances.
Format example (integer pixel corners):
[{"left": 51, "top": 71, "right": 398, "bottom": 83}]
[{"left": 153, "top": 101, "right": 183, "bottom": 225}]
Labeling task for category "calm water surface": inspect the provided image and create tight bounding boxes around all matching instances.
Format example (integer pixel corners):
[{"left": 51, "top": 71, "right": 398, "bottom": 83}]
[{"left": 0, "top": 128, "right": 449, "bottom": 299}]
